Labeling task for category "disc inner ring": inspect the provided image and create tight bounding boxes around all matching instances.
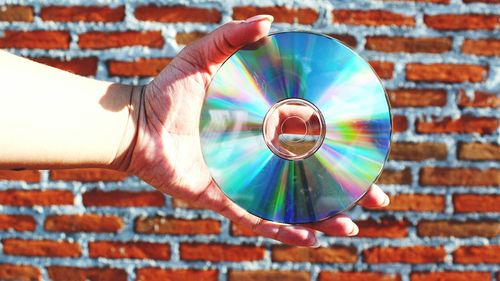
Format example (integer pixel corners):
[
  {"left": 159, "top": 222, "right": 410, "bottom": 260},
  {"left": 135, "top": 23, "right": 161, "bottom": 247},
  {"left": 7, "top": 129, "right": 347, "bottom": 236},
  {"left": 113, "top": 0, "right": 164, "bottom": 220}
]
[{"left": 262, "top": 98, "right": 326, "bottom": 160}]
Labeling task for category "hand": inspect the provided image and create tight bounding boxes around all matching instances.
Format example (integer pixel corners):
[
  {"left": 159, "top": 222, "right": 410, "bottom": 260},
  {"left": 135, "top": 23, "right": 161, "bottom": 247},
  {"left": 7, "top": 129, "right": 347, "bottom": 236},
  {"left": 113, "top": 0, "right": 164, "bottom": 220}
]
[{"left": 126, "top": 15, "right": 390, "bottom": 246}]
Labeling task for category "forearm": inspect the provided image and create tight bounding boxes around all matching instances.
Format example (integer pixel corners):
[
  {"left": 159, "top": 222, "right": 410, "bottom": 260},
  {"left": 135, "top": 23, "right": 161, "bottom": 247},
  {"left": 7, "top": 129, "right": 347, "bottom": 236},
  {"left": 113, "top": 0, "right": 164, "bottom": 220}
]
[{"left": 0, "top": 51, "right": 140, "bottom": 170}]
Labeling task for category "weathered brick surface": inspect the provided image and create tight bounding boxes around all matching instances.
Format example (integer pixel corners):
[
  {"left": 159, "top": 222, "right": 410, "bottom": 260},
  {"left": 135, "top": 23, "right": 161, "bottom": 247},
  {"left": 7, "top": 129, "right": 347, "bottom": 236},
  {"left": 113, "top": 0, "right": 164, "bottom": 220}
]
[
  {"left": 0, "top": 190, "right": 73, "bottom": 206},
  {"left": 389, "top": 142, "right": 447, "bottom": 160},
  {"left": 47, "top": 266, "right": 127, "bottom": 281},
  {"left": 0, "top": 214, "right": 36, "bottom": 232},
  {"left": 89, "top": 241, "right": 170, "bottom": 260},
  {"left": 271, "top": 245, "right": 357, "bottom": 263},
  {"left": 366, "top": 37, "right": 451, "bottom": 53},
  {"left": 41, "top": 6, "right": 124, "bottom": 22},
  {"left": 32, "top": 57, "right": 98, "bottom": 76},
  {"left": 333, "top": 10, "right": 415, "bottom": 26},
  {"left": 0, "top": 5, "right": 33, "bottom": 22},
  {"left": 387, "top": 89, "right": 447, "bottom": 107},
  {"left": 180, "top": 243, "right": 265, "bottom": 261},
  {"left": 0, "top": 264, "right": 40, "bottom": 281},
  {"left": 0, "top": 31, "right": 70, "bottom": 49},
  {"left": 82, "top": 189, "right": 164, "bottom": 207},
  {"left": 417, "top": 220, "right": 500, "bottom": 237},
  {"left": 410, "top": 271, "right": 490, "bottom": 281},
  {"left": 135, "top": 216, "right": 221, "bottom": 235},
  {"left": 108, "top": 58, "right": 172, "bottom": 77},
  {"left": 453, "top": 194, "right": 500, "bottom": 212},
  {"left": 135, "top": 5, "right": 221, "bottom": 23},
  {"left": 385, "top": 194, "right": 445, "bottom": 212},
  {"left": 424, "top": 14, "right": 499, "bottom": 30},
  {"left": 44, "top": 214, "right": 123, "bottom": 233},
  {"left": 406, "top": 63, "right": 488, "bottom": 83},
  {"left": 364, "top": 246, "right": 446, "bottom": 264},
  {"left": 228, "top": 270, "right": 310, "bottom": 281},
  {"left": 319, "top": 272, "right": 400, "bottom": 281},
  {"left": 233, "top": 6, "right": 318, "bottom": 24},
  {"left": 51, "top": 168, "right": 127, "bottom": 181},
  {"left": 136, "top": 268, "right": 218, "bottom": 281},
  {"left": 3, "top": 239, "right": 81, "bottom": 257},
  {"left": 78, "top": 31, "right": 164, "bottom": 49}
]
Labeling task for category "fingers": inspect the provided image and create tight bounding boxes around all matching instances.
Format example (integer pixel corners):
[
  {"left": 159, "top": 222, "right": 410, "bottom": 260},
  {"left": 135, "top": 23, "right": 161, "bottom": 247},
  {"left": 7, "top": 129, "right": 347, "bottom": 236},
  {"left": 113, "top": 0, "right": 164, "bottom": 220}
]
[
  {"left": 306, "top": 214, "right": 359, "bottom": 237},
  {"left": 358, "top": 184, "right": 390, "bottom": 209}
]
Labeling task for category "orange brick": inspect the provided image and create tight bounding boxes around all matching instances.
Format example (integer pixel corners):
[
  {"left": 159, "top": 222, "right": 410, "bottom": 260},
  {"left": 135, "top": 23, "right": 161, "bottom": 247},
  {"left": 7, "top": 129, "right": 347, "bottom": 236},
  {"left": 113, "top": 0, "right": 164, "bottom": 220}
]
[
  {"left": 233, "top": 6, "right": 318, "bottom": 24},
  {"left": 389, "top": 142, "right": 447, "bottom": 160},
  {"left": 41, "top": 6, "right": 124, "bottom": 22},
  {"left": 364, "top": 246, "right": 445, "bottom": 264},
  {"left": 136, "top": 268, "right": 218, "bottom": 281},
  {"left": 407, "top": 63, "right": 487, "bottom": 83},
  {"left": 89, "top": 241, "right": 169, "bottom": 260},
  {"left": 420, "top": 167, "right": 500, "bottom": 186},
  {"left": 319, "top": 272, "right": 400, "bottom": 281},
  {"left": 228, "top": 270, "right": 309, "bottom": 281},
  {"left": 381, "top": 0, "right": 449, "bottom": 2},
  {"left": 32, "top": 57, "right": 98, "bottom": 76},
  {"left": 369, "top": 61, "right": 394, "bottom": 79},
  {"left": 386, "top": 194, "right": 445, "bottom": 212},
  {"left": 424, "top": 14, "right": 499, "bottom": 30},
  {"left": 0, "top": 264, "right": 40, "bottom": 281},
  {"left": 108, "top": 58, "right": 172, "bottom": 77},
  {"left": 171, "top": 198, "right": 205, "bottom": 209},
  {"left": 0, "top": 190, "right": 73, "bottom": 206},
  {"left": 366, "top": 36, "right": 451, "bottom": 53},
  {"left": 355, "top": 218, "right": 409, "bottom": 238},
  {"left": 387, "top": 89, "right": 447, "bottom": 107},
  {"left": 3, "top": 239, "right": 80, "bottom": 257},
  {"left": 51, "top": 168, "right": 127, "bottom": 182},
  {"left": 79, "top": 31, "right": 163, "bottom": 49},
  {"left": 0, "top": 5, "right": 33, "bottom": 22},
  {"left": 231, "top": 223, "right": 259, "bottom": 237},
  {"left": 458, "top": 142, "right": 500, "bottom": 160},
  {"left": 411, "top": 271, "right": 490, "bottom": 281},
  {"left": 377, "top": 168, "right": 412, "bottom": 185},
  {"left": 416, "top": 116, "right": 498, "bottom": 134},
  {"left": 328, "top": 34, "right": 357, "bottom": 48},
  {"left": 457, "top": 90, "right": 500, "bottom": 108},
  {"left": 271, "top": 245, "right": 356, "bottom": 263},
  {"left": 454, "top": 194, "right": 500, "bottom": 212},
  {"left": 0, "top": 214, "right": 36, "bottom": 232},
  {"left": 82, "top": 189, "right": 164, "bottom": 207},
  {"left": 417, "top": 220, "right": 500, "bottom": 237},
  {"left": 180, "top": 243, "right": 264, "bottom": 262},
  {"left": 464, "top": 0, "right": 500, "bottom": 2},
  {"left": 135, "top": 217, "right": 220, "bottom": 235},
  {"left": 47, "top": 266, "right": 127, "bottom": 281},
  {"left": 44, "top": 214, "right": 123, "bottom": 233},
  {"left": 0, "top": 170, "right": 40, "bottom": 182},
  {"left": 135, "top": 5, "right": 221, "bottom": 23},
  {"left": 392, "top": 115, "right": 408, "bottom": 133},
  {"left": 462, "top": 38, "right": 500, "bottom": 56},
  {"left": 175, "top": 32, "right": 206, "bottom": 45},
  {"left": 333, "top": 10, "right": 415, "bottom": 26},
  {"left": 453, "top": 245, "right": 500, "bottom": 264},
  {"left": 0, "top": 30, "right": 69, "bottom": 49}
]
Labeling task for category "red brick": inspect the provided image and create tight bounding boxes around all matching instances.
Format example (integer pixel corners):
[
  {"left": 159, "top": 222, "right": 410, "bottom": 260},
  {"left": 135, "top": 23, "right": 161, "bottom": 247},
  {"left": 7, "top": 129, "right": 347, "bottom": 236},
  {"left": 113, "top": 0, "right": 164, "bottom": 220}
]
[
  {"left": 462, "top": 38, "right": 500, "bottom": 56},
  {"left": 464, "top": 0, "right": 500, "bottom": 2},
  {"left": 366, "top": 36, "right": 451, "bottom": 53},
  {"left": 32, "top": 57, "right": 98, "bottom": 76},
  {"left": 136, "top": 268, "right": 218, "bottom": 281},
  {"left": 454, "top": 245, "right": 500, "bottom": 264},
  {"left": 392, "top": 115, "right": 408, "bottom": 133},
  {"left": 44, "top": 214, "right": 123, "bottom": 233},
  {"left": 271, "top": 246, "right": 356, "bottom": 263},
  {"left": 51, "top": 168, "right": 127, "bottom": 182},
  {"left": 135, "top": 217, "right": 220, "bottom": 235},
  {"left": 458, "top": 142, "right": 500, "bottom": 160},
  {"left": 171, "top": 198, "right": 205, "bottom": 209},
  {"left": 417, "top": 220, "right": 500, "bottom": 237},
  {"left": 0, "top": 170, "right": 40, "bottom": 182},
  {"left": 0, "top": 190, "right": 73, "bottom": 206},
  {"left": 454, "top": 194, "right": 500, "bottom": 212},
  {"left": 420, "top": 167, "right": 500, "bottom": 186},
  {"left": 41, "top": 6, "right": 124, "bottom": 22},
  {"left": 377, "top": 168, "right": 412, "bottom": 185},
  {"left": 175, "top": 32, "right": 206, "bottom": 45},
  {"left": 411, "top": 272, "right": 490, "bottom": 281},
  {"left": 457, "top": 90, "right": 500, "bottom": 108},
  {"left": 89, "top": 241, "right": 169, "bottom": 260},
  {"left": 0, "top": 5, "right": 33, "bottom": 22},
  {"left": 180, "top": 243, "right": 264, "bottom": 261},
  {"left": 424, "top": 14, "right": 499, "bottom": 30},
  {"left": 228, "top": 270, "right": 309, "bottom": 281},
  {"left": 0, "top": 264, "right": 40, "bottom": 281},
  {"left": 47, "top": 266, "right": 127, "bottom": 281},
  {"left": 389, "top": 142, "right": 447, "bottom": 160},
  {"left": 3, "top": 239, "right": 80, "bottom": 257},
  {"left": 233, "top": 6, "right": 318, "bottom": 24},
  {"left": 386, "top": 194, "right": 445, "bottom": 212},
  {"left": 82, "top": 189, "right": 164, "bottom": 207},
  {"left": 319, "top": 272, "right": 400, "bottom": 281},
  {"left": 333, "top": 10, "right": 415, "bottom": 26},
  {"left": 231, "top": 223, "right": 259, "bottom": 237},
  {"left": 369, "top": 61, "right": 394, "bottom": 79},
  {"left": 364, "top": 246, "right": 446, "bottom": 264},
  {"left": 79, "top": 31, "right": 163, "bottom": 49},
  {"left": 406, "top": 63, "right": 487, "bottom": 83},
  {"left": 387, "top": 89, "right": 447, "bottom": 107},
  {"left": 0, "top": 214, "right": 36, "bottom": 232},
  {"left": 135, "top": 5, "right": 221, "bottom": 23},
  {"left": 108, "top": 58, "right": 172, "bottom": 77},
  {"left": 327, "top": 34, "right": 357, "bottom": 48},
  {"left": 0, "top": 30, "right": 69, "bottom": 49},
  {"left": 416, "top": 116, "right": 498, "bottom": 134},
  {"left": 355, "top": 218, "right": 409, "bottom": 238}
]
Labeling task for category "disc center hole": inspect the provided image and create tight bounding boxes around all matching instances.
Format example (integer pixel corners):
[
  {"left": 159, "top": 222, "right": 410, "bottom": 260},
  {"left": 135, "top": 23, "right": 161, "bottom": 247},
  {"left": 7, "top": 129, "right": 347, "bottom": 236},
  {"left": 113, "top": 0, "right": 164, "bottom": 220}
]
[{"left": 280, "top": 116, "right": 307, "bottom": 143}]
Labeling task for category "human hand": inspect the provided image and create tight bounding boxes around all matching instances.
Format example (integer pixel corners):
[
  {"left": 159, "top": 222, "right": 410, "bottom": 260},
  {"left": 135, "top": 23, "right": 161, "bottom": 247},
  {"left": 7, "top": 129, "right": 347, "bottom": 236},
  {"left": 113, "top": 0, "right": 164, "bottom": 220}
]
[{"left": 126, "top": 15, "right": 390, "bottom": 246}]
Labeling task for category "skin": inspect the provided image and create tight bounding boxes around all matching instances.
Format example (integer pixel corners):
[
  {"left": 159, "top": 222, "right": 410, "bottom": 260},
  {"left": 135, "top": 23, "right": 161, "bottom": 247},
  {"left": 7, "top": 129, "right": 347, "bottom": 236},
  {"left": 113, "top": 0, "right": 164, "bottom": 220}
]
[{"left": 0, "top": 15, "right": 389, "bottom": 247}]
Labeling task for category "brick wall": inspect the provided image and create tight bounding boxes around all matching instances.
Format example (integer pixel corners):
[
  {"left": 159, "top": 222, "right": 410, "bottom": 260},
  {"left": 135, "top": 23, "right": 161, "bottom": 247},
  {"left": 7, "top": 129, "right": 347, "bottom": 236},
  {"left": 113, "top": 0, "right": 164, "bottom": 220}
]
[{"left": 0, "top": 0, "right": 499, "bottom": 281}]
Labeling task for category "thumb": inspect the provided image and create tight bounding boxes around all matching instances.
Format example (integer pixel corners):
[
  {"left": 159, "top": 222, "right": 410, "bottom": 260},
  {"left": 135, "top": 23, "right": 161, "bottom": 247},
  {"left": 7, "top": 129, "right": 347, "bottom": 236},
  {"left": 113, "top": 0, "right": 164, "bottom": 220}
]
[{"left": 190, "top": 15, "right": 273, "bottom": 74}]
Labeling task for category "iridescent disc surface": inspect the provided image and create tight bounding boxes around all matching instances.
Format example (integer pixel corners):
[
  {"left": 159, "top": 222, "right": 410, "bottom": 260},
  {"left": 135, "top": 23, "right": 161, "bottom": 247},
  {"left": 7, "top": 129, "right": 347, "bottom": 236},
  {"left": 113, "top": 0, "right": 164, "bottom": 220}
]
[{"left": 200, "top": 32, "right": 391, "bottom": 224}]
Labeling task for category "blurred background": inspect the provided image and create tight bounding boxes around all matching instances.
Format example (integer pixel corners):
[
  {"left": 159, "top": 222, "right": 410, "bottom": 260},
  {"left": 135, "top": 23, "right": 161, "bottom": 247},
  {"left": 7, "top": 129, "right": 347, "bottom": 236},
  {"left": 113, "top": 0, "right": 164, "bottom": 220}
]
[{"left": 0, "top": 0, "right": 498, "bottom": 280}]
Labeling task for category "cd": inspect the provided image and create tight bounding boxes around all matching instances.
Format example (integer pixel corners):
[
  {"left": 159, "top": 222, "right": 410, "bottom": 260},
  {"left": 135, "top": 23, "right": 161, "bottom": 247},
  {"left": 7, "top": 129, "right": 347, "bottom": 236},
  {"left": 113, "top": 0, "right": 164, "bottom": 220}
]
[{"left": 200, "top": 31, "right": 392, "bottom": 224}]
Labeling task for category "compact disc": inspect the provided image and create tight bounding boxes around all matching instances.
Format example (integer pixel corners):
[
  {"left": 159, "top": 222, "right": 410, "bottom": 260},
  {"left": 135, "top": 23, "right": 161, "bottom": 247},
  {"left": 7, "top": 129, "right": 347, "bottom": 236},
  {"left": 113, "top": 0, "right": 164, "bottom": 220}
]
[{"left": 200, "top": 31, "right": 391, "bottom": 224}]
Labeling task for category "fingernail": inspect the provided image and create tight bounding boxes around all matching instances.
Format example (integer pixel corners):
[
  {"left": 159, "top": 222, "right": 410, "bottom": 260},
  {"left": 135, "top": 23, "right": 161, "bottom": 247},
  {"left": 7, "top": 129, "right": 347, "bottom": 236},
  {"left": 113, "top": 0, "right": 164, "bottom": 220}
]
[
  {"left": 381, "top": 194, "right": 390, "bottom": 207},
  {"left": 310, "top": 239, "right": 321, "bottom": 248},
  {"left": 348, "top": 223, "right": 359, "bottom": 236},
  {"left": 244, "top": 14, "right": 274, "bottom": 23}
]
